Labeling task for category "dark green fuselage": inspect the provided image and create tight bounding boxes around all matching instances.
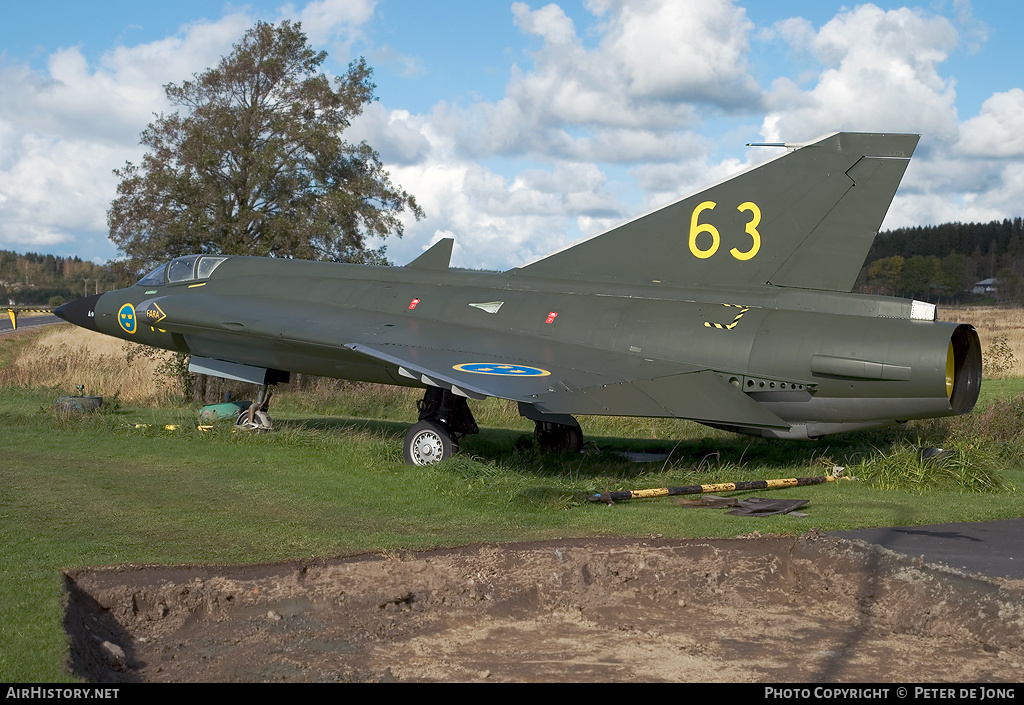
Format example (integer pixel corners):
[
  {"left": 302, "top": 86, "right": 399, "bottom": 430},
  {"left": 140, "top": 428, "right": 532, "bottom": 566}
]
[{"left": 73, "top": 254, "right": 980, "bottom": 440}]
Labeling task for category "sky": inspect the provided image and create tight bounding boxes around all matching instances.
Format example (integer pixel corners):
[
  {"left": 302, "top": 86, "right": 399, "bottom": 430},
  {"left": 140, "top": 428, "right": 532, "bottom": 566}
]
[{"left": 1, "top": 0, "right": 1022, "bottom": 271}]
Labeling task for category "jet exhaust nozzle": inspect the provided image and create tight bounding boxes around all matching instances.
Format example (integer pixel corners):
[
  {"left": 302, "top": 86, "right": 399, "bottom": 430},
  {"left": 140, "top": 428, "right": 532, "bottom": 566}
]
[{"left": 947, "top": 324, "right": 982, "bottom": 415}]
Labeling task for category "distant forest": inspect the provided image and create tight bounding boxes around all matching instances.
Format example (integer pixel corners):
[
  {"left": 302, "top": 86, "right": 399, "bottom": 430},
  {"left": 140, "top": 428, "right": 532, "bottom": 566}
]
[
  {"left": 0, "top": 250, "right": 114, "bottom": 306},
  {"left": 859, "top": 217, "right": 1024, "bottom": 303},
  {"left": 3, "top": 218, "right": 1024, "bottom": 306}
]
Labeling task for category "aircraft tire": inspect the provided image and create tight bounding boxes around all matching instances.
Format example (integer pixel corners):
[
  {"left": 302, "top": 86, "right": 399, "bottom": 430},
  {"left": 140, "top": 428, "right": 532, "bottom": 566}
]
[
  {"left": 535, "top": 421, "right": 583, "bottom": 453},
  {"left": 235, "top": 409, "right": 273, "bottom": 431},
  {"left": 404, "top": 420, "right": 454, "bottom": 465}
]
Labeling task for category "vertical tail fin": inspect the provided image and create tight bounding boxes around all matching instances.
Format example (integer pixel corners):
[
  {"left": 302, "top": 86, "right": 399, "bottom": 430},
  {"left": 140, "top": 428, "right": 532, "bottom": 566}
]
[{"left": 514, "top": 132, "right": 918, "bottom": 291}]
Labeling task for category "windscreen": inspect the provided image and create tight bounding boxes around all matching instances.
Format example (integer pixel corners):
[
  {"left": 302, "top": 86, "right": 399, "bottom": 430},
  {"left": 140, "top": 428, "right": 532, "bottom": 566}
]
[{"left": 138, "top": 263, "right": 167, "bottom": 286}]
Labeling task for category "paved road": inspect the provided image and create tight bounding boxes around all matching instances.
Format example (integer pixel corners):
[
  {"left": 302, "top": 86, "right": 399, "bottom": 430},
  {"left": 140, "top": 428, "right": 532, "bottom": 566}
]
[
  {"left": 0, "top": 312, "right": 62, "bottom": 335},
  {"left": 831, "top": 518, "right": 1024, "bottom": 580}
]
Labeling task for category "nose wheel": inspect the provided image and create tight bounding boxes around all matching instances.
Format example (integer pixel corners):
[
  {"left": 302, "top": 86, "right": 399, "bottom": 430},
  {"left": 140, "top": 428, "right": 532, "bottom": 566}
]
[
  {"left": 236, "top": 408, "right": 273, "bottom": 431},
  {"left": 235, "top": 382, "right": 274, "bottom": 431}
]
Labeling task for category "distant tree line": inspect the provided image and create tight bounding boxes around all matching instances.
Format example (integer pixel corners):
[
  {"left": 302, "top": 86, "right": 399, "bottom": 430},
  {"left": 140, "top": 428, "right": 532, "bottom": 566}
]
[
  {"left": 0, "top": 250, "right": 116, "bottom": 306},
  {"left": 857, "top": 218, "right": 1024, "bottom": 304}
]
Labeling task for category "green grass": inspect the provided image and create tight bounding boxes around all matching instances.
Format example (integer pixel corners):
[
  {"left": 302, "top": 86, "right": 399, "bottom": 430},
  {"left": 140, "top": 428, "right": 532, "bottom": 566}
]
[
  {"left": 976, "top": 377, "right": 1024, "bottom": 405},
  {"left": 3, "top": 383, "right": 1024, "bottom": 681}
]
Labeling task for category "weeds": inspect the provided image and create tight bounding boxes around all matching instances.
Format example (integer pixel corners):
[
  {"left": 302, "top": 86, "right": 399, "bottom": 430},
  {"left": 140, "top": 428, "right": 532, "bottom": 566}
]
[
  {"left": 0, "top": 325, "right": 179, "bottom": 405},
  {"left": 984, "top": 335, "right": 1016, "bottom": 377},
  {"left": 853, "top": 441, "right": 1005, "bottom": 492},
  {"left": 849, "top": 398, "right": 1024, "bottom": 493},
  {"left": 124, "top": 346, "right": 194, "bottom": 398}
]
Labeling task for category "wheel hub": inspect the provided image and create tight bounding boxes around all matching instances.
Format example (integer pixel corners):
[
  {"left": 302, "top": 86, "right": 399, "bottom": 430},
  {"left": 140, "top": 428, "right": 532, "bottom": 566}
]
[{"left": 412, "top": 430, "right": 443, "bottom": 464}]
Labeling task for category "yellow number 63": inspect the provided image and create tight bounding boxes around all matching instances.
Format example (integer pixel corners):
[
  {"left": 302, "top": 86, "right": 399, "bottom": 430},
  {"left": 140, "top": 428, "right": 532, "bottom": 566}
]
[{"left": 688, "top": 201, "right": 761, "bottom": 261}]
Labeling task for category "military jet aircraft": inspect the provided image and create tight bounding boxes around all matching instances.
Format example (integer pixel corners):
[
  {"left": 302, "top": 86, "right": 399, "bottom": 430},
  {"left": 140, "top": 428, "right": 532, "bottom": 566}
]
[{"left": 55, "top": 132, "right": 981, "bottom": 465}]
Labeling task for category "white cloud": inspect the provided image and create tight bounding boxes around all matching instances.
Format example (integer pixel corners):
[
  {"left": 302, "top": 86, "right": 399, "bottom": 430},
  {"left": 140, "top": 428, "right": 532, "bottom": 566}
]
[
  {"left": 279, "top": 0, "right": 378, "bottom": 45},
  {"left": 458, "top": 0, "right": 762, "bottom": 162},
  {"left": 761, "top": 16, "right": 815, "bottom": 50},
  {"left": 591, "top": 0, "right": 760, "bottom": 106},
  {"left": 630, "top": 152, "right": 751, "bottom": 212},
  {"left": 742, "top": 2, "right": 1024, "bottom": 238},
  {"left": 369, "top": 43, "right": 424, "bottom": 79},
  {"left": 761, "top": 4, "right": 959, "bottom": 141},
  {"left": 513, "top": 2, "right": 577, "bottom": 45},
  {"left": 0, "top": 12, "right": 258, "bottom": 252},
  {"left": 385, "top": 153, "right": 624, "bottom": 269},
  {"left": 953, "top": 0, "right": 988, "bottom": 54},
  {"left": 348, "top": 104, "right": 431, "bottom": 165},
  {"left": 372, "top": 1, "right": 989, "bottom": 270},
  {"left": 0, "top": 131, "right": 126, "bottom": 251},
  {"left": 956, "top": 89, "right": 1024, "bottom": 157}
]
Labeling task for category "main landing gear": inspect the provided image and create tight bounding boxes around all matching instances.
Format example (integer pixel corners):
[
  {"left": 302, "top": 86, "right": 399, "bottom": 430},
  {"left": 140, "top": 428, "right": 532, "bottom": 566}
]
[
  {"left": 533, "top": 418, "right": 584, "bottom": 453},
  {"left": 236, "top": 382, "right": 274, "bottom": 431},
  {"left": 402, "top": 389, "right": 585, "bottom": 465},
  {"left": 518, "top": 401, "right": 584, "bottom": 455},
  {"left": 404, "top": 387, "right": 479, "bottom": 465}
]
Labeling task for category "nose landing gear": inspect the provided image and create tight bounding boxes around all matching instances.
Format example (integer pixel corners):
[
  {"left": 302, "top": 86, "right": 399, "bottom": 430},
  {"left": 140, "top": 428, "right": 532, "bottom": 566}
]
[{"left": 236, "top": 383, "right": 274, "bottom": 431}]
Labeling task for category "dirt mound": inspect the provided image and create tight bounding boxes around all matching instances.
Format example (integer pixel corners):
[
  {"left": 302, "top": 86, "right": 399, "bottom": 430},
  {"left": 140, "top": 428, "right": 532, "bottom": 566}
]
[{"left": 63, "top": 533, "right": 1024, "bottom": 682}]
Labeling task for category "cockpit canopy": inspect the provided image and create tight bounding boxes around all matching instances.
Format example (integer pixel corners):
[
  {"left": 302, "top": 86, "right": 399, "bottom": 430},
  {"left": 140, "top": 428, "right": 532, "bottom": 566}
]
[{"left": 138, "top": 255, "right": 229, "bottom": 286}]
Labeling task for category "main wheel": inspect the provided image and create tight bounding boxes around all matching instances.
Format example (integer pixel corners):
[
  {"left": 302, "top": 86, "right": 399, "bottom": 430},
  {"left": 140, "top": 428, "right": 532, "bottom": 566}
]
[
  {"left": 534, "top": 421, "right": 583, "bottom": 453},
  {"left": 404, "top": 420, "right": 455, "bottom": 465}
]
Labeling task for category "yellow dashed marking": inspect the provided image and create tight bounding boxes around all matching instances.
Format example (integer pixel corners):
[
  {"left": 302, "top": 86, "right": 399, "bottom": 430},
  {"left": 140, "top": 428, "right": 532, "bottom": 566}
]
[{"left": 704, "top": 304, "right": 750, "bottom": 331}]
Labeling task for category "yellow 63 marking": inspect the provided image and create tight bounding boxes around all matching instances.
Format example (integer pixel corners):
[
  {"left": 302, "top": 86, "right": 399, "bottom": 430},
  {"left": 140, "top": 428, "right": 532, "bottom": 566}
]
[{"left": 688, "top": 200, "right": 762, "bottom": 261}]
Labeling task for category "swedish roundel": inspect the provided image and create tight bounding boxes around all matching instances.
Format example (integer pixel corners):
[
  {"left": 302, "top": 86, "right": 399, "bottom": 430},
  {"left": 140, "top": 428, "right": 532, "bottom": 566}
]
[
  {"left": 453, "top": 363, "right": 550, "bottom": 377},
  {"left": 118, "top": 303, "right": 137, "bottom": 334}
]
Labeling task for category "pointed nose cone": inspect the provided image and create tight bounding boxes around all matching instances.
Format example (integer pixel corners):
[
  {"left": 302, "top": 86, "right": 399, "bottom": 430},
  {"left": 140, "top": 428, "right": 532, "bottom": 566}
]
[{"left": 53, "top": 293, "right": 103, "bottom": 332}]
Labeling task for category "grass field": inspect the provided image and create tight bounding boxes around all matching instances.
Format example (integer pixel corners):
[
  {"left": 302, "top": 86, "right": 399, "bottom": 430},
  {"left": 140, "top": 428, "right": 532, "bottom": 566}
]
[{"left": 3, "top": 318, "right": 1024, "bottom": 681}]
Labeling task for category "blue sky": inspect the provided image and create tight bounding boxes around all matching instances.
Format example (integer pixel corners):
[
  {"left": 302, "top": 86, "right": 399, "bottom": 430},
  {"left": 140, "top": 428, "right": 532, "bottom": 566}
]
[{"left": 1, "top": 0, "right": 1022, "bottom": 270}]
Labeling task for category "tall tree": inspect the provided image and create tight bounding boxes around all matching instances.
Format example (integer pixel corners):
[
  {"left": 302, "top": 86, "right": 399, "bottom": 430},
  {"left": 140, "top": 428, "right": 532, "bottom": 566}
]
[
  {"left": 867, "top": 255, "right": 903, "bottom": 296},
  {"left": 108, "top": 20, "right": 423, "bottom": 274},
  {"left": 898, "top": 255, "right": 939, "bottom": 299},
  {"left": 996, "top": 267, "right": 1024, "bottom": 304},
  {"left": 937, "top": 253, "right": 967, "bottom": 303}
]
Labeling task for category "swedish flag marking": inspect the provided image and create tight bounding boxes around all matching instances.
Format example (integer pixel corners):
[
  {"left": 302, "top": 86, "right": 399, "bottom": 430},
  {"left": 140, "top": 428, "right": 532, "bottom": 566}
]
[
  {"left": 118, "top": 303, "right": 137, "bottom": 334},
  {"left": 453, "top": 363, "right": 551, "bottom": 377},
  {"left": 704, "top": 304, "right": 749, "bottom": 331}
]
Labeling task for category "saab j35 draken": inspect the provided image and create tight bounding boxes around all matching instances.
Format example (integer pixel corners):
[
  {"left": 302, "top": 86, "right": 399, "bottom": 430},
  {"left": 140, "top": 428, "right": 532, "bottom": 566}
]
[{"left": 56, "top": 132, "right": 982, "bottom": 464}]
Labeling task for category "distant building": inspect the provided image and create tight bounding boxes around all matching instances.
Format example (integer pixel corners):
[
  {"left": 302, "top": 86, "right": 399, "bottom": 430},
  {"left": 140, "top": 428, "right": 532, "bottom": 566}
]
[{"left": 972, "top": 278, "right": 998, "bottom": 295}]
